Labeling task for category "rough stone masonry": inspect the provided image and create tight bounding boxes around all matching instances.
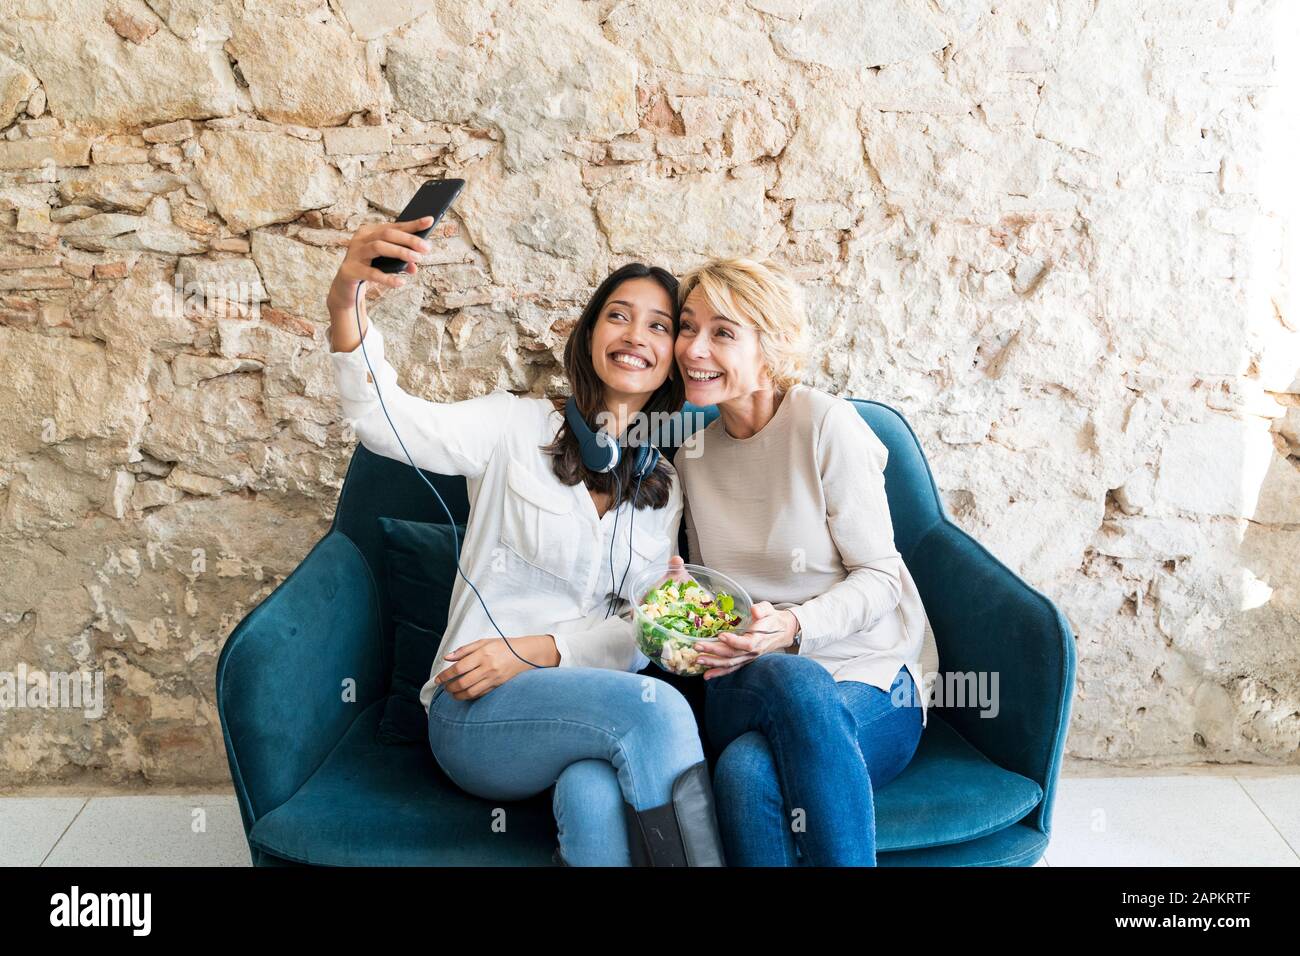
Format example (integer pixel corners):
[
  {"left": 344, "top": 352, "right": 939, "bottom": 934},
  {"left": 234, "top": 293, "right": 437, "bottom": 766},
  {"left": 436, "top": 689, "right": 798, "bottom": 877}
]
[{"left": 0, "top": 0, "right": 1296, "bottom": 788}]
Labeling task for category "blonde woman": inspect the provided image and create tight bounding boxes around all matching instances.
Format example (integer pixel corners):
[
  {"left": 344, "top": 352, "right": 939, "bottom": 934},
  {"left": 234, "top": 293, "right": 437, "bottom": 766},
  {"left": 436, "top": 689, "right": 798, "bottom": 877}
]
[{"left": 667, "top": 257, "right": 940, "bottom": 866}]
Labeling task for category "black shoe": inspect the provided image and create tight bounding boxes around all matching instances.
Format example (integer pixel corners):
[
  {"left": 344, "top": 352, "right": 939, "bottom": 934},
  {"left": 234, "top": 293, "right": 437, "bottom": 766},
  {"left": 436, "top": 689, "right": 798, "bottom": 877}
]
[{"left": 622, "top": 761, "right": 726, "bottom": 866}]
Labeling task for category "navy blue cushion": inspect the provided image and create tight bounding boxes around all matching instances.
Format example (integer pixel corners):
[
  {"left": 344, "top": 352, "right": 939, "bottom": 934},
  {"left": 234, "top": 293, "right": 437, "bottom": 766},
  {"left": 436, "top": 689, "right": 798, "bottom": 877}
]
[{"left": 375, "top": 518, "right": 466, "bottom": 744}]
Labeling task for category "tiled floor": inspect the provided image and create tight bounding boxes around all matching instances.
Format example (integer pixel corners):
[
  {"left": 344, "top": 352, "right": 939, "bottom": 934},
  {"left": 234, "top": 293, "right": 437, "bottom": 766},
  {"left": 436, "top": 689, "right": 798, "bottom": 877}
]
[
  {"left": 1, "top": 794, "right": 251, "bottom": 867},
  {"left": 3, "top": 772, "right": 1298, "bottom": 866}
]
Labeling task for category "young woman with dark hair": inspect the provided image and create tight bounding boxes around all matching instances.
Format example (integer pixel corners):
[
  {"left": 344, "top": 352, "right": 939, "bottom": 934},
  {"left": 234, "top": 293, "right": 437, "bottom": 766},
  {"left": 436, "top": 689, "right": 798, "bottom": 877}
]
[{"left": 325, "top": 214, "right": 724, "bottom": 867}]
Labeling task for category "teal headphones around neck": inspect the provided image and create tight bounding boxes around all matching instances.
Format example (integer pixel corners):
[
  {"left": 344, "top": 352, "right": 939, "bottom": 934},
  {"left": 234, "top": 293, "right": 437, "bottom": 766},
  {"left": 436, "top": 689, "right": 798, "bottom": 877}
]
[{"left": 563, "top": 395, "right": 661, "bottom": 479}]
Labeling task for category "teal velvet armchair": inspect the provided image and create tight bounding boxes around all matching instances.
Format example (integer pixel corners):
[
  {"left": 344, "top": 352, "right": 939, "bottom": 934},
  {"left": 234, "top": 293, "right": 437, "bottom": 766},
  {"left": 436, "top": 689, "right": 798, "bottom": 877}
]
[{"left": 216, "top": 399, "right": 1076, "bottom": 866}]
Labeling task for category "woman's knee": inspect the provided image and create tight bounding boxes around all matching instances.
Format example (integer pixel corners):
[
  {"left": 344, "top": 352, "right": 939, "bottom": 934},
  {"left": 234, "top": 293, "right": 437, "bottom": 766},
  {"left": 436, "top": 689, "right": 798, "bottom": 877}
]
[
  {"left": 733, "top": 652, "right": 831, "bottom": 687},
  {"left": 725, "top": 654, "right": 841, "bottom": 714}
]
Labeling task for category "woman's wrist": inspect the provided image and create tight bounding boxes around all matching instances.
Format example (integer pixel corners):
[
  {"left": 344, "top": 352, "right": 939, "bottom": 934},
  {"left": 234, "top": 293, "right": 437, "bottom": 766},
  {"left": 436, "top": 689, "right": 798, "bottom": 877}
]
[
  {"left": 784, "top": 609, "right": 802, "bottom": 652},
  {"left": 537, "top": 634, "right": 561, "bottom": 667},
  {"left": 326, "top": 278, "right": 354, "bottom": 315},
  {"left": 326, "top": 278, "right": 366, "bottom": 353}
]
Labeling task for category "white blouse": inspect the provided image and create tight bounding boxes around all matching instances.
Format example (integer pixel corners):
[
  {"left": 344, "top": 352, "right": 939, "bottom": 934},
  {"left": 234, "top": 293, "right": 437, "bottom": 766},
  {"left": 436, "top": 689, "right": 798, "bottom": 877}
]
[{"left": 329, "top": 319, "right": 682, "bottom": 713}]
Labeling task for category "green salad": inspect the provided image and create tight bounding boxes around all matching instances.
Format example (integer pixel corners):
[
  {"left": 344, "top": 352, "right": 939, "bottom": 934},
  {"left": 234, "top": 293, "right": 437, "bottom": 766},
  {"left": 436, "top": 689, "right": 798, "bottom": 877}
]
[{"left": 636, "top": 576, "right": 743, "bottom": 675}]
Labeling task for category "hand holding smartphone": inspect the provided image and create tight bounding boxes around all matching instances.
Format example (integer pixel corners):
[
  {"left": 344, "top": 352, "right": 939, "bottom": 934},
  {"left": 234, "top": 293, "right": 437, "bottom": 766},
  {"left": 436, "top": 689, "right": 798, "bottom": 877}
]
[
  {"left": 326, "top": 178, "right": 466, "bottom": 351},
  {"left": 369, "top": 178, "right": 464, "bottom": 274}
]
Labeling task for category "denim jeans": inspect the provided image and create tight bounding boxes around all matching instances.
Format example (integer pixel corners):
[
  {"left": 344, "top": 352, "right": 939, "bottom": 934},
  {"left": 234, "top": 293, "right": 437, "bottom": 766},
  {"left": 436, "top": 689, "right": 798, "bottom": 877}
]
[
  {"left": 705, "top": 653, "right": 923, "bottom": 866},
  {"left": 427, "top": 666, "right": 706, "bottom": 866}
]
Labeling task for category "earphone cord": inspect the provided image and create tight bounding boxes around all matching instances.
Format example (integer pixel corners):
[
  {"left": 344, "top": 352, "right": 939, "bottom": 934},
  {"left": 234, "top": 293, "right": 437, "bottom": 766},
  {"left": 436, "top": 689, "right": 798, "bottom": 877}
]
[
  {"left": 611, "top": 470, "right": 647, "bottom": 621},
  {"left": 605, "top": 469, "right": 621, "bottom": 619},
  {"left": 352, "top": 279, "right": 547, "bottom": 670}
]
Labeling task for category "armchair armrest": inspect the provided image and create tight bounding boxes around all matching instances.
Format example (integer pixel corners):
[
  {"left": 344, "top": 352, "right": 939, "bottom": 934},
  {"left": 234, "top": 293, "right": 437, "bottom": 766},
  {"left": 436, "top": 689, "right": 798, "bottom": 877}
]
[
  {"left": 216, "top": 530, "right": 387, "bottom": 836},
  {"left": 909, "top": 520, "right": 1078, "bottom": 835}
]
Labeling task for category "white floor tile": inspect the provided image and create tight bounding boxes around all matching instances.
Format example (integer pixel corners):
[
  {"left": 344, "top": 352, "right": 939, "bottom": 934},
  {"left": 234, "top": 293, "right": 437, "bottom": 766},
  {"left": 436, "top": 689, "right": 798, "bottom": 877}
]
[
  {"left": 1046, "top": 777, "right": 1300, "bottom": 866},
  {"left": 0, "top": 798, "right": 87, "bottom": 866},
  {"left": 40, "top": 795, "right": 251, "bottom": 867},
  {"left": 1236, "top": 775, "right": 1300, "bottom": 857}
]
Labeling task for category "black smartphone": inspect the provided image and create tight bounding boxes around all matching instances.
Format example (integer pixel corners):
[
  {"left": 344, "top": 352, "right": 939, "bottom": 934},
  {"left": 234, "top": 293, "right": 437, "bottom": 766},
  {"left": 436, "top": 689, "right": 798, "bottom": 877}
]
[{"left": 369, "top": 178, "right": 465, "bottom": 274}]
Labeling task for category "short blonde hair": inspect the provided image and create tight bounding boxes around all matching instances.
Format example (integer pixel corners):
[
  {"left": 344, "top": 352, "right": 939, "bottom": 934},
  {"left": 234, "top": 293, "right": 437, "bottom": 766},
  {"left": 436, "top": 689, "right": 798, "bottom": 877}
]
[{"left": 676, "top": 257, "right": 808, "bottom": 391}]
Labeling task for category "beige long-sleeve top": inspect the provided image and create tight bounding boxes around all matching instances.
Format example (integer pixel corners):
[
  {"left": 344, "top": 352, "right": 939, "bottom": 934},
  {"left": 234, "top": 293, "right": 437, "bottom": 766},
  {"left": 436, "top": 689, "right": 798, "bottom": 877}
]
[{"left": 673, "top": 384, "right": 939, "bottom": 728}]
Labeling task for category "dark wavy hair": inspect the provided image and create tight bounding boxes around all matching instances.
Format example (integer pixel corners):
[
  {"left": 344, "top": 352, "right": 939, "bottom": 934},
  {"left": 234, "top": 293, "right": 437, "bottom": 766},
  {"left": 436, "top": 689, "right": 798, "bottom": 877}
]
[{"left": 541, "top": 262, "right": 685, "bottom": 511}]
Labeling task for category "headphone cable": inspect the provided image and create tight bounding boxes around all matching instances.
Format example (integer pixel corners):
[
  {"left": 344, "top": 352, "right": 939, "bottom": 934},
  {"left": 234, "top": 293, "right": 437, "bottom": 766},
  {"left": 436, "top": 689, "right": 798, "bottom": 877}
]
[
  {"left": 614, "top": 470, "right": 646, "bottom": 614},
  {"left": 605, "top": 467, "right": 622, "bottom": 620}
]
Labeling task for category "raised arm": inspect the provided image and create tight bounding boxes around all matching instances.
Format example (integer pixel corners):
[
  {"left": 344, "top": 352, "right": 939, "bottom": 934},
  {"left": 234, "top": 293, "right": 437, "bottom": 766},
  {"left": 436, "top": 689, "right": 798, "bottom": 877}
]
[
  {"left": 326, "top": 217, "right": 514, "bottom": 478},
  {"left": 788, "top": 400, "right": 905, "bottom": 655}
]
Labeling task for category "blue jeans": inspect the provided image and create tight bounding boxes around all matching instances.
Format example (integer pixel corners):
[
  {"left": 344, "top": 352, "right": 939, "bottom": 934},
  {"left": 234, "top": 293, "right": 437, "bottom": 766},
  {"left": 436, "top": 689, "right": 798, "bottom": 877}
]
[
  {"left": 706, "top": 654, "right": 923, "bottom": 866},
  {"left": 427, "top": 666, "right": 706, "bottom": 866}
]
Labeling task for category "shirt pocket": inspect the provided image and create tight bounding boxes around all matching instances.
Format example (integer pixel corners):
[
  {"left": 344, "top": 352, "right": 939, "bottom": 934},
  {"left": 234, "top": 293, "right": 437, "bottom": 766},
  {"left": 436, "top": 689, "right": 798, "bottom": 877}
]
[{"left": 499, "top": 456, "right": 579, "bottom": 593}]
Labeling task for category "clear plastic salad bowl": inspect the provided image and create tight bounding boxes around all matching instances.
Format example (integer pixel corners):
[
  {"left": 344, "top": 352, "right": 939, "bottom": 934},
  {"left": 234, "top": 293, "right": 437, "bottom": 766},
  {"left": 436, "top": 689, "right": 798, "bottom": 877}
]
[{"left": 629, "top": 563, "right": 754, "bottom": 677}]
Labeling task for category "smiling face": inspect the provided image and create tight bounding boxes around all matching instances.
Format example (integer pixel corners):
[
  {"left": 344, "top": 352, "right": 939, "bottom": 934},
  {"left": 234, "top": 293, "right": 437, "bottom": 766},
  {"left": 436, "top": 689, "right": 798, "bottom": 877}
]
[
  {"left": 675, "top": 284, "right": 772, "bottom": 405},
  {"left": 588, "top": 276, "right": 677, "bottom": 406}
]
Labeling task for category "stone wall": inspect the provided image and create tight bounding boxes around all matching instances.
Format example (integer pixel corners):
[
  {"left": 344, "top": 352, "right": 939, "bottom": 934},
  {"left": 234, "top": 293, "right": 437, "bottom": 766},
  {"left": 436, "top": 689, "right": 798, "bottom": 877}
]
[{"left": 0, "top": 0, "right": 1296, "bottom": 788}]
